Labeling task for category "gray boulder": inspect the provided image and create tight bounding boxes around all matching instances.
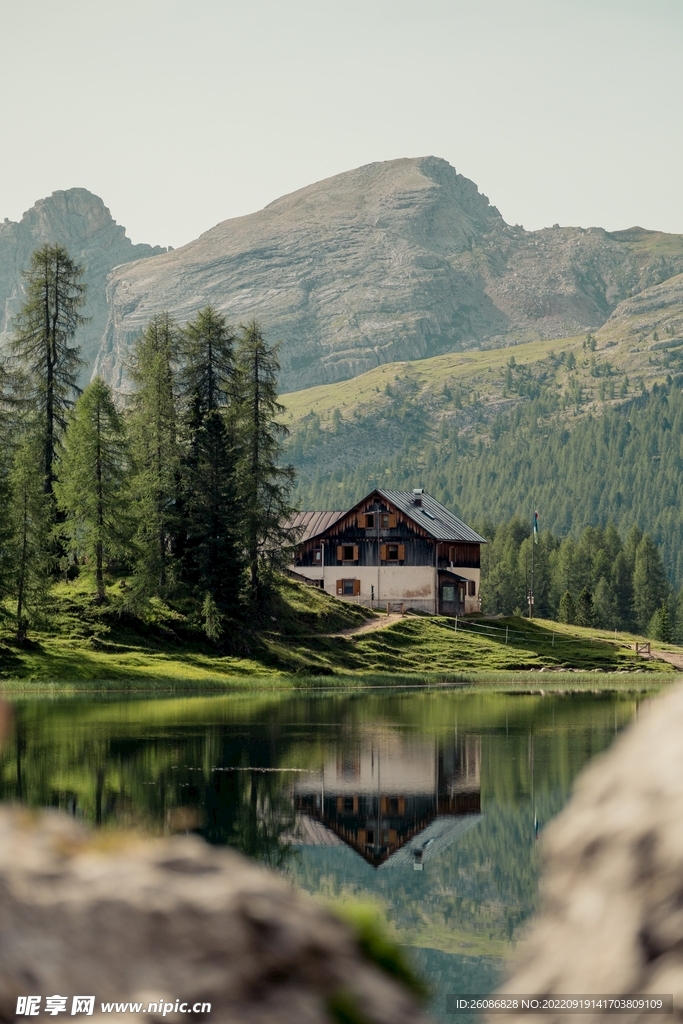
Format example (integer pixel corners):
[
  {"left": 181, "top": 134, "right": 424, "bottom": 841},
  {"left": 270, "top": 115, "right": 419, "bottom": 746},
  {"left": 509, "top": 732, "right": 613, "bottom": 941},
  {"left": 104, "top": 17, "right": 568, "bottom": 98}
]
[
  {"left": 0, "top": 807, "right": 430, "bottom": 1024},
  {"left": 496, "top": 686, "right": 683, "bottom": 1023}
]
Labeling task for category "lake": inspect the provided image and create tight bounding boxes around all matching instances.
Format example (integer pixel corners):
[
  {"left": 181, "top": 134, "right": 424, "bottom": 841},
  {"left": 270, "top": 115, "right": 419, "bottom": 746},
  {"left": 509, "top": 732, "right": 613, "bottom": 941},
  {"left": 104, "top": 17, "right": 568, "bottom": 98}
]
[{"left": 0, "top": 689, "right": 649, "bottom": 1021}]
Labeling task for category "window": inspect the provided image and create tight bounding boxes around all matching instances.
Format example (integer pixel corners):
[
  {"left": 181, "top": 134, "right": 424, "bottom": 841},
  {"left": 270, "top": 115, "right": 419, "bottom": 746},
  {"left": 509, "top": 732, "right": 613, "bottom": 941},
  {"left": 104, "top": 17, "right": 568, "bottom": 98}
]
[
  {"left": 366, "top": 830, "right": 374, "bottom": 844},
  {"left": 337, "top": 544, "right": 359, "bottom": 562},
  {"left": 363, "top": 512, "right": 375, "bottom": 528},
  {"left": 380, "top": 543, "right": 405, "bottom": 562},
  {"left": 380, "top": 512, "right": 397, "bottom": 528},
  {"left": 468, "top": 580, "right": 476, "bottom": 596},
  {"left": 337, "top": 579, "right": 361, "bottom": 596},
  {"left": 344, "top": 796, "right": 354, "bottom": 812},
  {"left": 314, "top": 548, "right": 322, "bottom": 563},
  {"left": 442, "top": 585, "right": 455, "bottom": 602}
]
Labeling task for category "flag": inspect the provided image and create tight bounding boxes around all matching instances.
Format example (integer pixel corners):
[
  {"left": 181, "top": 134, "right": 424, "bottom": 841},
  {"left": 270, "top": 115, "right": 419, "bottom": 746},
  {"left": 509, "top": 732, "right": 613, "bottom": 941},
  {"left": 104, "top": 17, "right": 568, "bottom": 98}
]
[{"left": 533, "top": 511, "right": 539, "bottom": 544}]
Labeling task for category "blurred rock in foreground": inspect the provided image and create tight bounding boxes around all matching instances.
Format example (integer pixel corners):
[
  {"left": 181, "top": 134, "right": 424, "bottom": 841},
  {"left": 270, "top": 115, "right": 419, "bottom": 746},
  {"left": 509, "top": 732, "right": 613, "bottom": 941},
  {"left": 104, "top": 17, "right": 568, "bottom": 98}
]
[
  {"left": 0, "top": 807, "right": 430, "bottom": 1024},
  {"left": 497, "top": 686, "right": 683, "bottom": 1023}
]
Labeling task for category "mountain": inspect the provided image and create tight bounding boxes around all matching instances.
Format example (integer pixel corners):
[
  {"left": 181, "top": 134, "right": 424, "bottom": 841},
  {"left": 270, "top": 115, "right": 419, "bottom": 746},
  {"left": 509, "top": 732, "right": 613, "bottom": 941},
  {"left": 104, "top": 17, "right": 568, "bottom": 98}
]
[
  {"left": 94, "top": 157, "right": 683, "bottom": 393},
  {"left": 0, "top": 189, "right": 166, "bottom": 375}
]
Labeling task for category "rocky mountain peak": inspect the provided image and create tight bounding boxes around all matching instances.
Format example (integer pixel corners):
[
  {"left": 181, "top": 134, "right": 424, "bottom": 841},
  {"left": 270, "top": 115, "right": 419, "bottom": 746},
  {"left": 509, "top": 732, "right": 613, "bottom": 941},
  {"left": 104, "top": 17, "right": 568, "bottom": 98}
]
[{"left": 0, "top": 188, "right": 165, "bottom": 374}]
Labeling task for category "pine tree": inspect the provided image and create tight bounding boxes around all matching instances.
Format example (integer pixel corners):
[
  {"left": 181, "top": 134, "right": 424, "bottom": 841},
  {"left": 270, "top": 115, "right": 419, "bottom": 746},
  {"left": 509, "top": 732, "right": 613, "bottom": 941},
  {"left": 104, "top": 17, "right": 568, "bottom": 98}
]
[
  {"left": 54, "top": 378, "right": 130, "bottom": 603},
  {"left": 8, "top": 434, "right": 51, "bottom": 639},
  {"left": 10, "top": 244, "right": 87, "bottom": 498},
  {"left": 235, "top": 321, "right": 295, "bottom": 610},
  {"left": 180, "top": 306, "right": 235, "bottom": 419},
  {"left": 127, "top": 313, "right": 180, "bottom": 598},
  {"left": 178, "top": 307, "right": 244, "bottom": 613},
  {"left": 558, "top": 590, "right": 575, "bottom": 624},
  {"left": 633, "top": 534, "right": 669, "bottom": 632},
  {"left": 575, "top": 586, "right": 594, "bottom": 627},
  {"left": 183, "top": 409, "right": 244, "bottom": 613}
]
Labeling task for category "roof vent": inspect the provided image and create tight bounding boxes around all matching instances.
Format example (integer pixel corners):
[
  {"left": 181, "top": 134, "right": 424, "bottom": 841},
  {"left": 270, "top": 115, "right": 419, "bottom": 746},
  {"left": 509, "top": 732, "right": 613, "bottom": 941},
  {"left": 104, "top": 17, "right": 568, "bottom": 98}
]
[{"left": 412, "top": 487, "right": 424, "bottom": 507}]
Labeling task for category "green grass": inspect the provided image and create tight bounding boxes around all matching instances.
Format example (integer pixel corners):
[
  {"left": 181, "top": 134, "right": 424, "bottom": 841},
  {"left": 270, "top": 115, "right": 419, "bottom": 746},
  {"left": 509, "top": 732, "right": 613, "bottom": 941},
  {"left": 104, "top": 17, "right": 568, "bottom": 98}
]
[{"left": 0, "top": 575, "right": 676, "bottom": 692}]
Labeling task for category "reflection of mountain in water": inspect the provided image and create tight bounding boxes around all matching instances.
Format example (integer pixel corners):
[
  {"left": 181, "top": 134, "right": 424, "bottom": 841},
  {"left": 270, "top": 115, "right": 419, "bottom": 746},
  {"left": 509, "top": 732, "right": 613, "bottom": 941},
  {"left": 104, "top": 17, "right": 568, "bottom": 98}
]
[{"left": 292, "top": 730, "right": 481, "bottom": 868}]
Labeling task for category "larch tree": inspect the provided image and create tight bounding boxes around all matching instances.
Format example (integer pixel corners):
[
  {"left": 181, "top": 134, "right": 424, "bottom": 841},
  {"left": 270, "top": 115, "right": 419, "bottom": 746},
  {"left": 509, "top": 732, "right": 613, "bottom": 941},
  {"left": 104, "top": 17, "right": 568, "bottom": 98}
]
[
  {"left": 127, "top": 313, "right": 180, "bottom": 598},
  {"left": 632, "top": 534, "right": 669, "bottom": 632},
  {"left": 179, "top": 308, "right": 244, "bottom": 621},
  {"left": 235, "top": 321, "right": 295, "bottom": 611},
  {"left": 8, "top": 434, "right": 52, "bottom": 639},
  {"left": 10, "top": 244, "right": 87, "bottom": 498},
  {"left": 54, "top": 377, "right": 130, "bottom": 603}
]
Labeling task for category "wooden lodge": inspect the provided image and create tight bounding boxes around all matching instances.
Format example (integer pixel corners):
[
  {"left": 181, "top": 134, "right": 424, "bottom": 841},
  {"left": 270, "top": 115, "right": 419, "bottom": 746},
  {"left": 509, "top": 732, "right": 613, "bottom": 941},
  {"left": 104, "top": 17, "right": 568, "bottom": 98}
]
[{"left": 290, "top": 488, "right": 486, "bottom": 616}]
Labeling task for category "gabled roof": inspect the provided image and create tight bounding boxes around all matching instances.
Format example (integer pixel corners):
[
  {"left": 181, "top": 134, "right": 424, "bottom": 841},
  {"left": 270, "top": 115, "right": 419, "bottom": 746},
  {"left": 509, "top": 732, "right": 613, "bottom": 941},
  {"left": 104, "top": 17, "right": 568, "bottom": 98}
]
[
  {"left": 378, "top": 490, "right": 486, "bottom": 544},
  {"left": 379, "top": 814, "right": 483, "bottom": 870},
  {"left": 289, "top": 510, "right": 345, "bottom": 543}
]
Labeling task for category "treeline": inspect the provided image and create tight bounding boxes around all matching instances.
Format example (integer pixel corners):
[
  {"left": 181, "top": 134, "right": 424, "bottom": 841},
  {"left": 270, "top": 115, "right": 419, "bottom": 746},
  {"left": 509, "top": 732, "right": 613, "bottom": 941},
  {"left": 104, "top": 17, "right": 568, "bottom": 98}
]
[
  {"left": 291, "top": 374, "right": 683, "bottom": 588},
  {"left": 0, "top": 244, "right": 294, "bottom": 640},
  {"left": 479, "top": 517, "right": 676, "bottom": 641}
]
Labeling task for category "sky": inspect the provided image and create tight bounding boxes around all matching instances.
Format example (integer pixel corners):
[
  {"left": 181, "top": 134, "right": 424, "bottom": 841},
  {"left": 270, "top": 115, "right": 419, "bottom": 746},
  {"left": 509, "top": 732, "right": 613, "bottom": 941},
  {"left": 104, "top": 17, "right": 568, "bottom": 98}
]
[{"left": 1, "top": 0, "right": 682, "bottom": 249}]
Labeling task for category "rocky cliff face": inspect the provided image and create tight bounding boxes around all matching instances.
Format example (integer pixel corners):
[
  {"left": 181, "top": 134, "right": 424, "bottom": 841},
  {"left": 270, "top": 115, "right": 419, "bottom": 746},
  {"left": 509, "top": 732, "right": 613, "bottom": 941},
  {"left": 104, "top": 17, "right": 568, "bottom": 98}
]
[
  {"left": 0, "top": 188, "right": 165, "bottom": 377},
  {"left": 94, "top": 157, "right": 683, "bottom": 393}
]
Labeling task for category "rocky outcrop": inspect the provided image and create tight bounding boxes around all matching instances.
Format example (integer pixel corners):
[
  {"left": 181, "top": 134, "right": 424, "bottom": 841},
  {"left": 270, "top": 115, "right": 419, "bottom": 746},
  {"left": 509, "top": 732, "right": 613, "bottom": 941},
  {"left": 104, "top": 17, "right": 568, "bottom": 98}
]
[
  {"left": 94, "top": 158, "right": 683, "bottom": 393},
  {"left": 0, "top": 806, "right": 429, "bottom": 1024},
  {"left": 495, "top": 685, "right": 683, "bottom": 1023},
  {"left": 0, "top": 189, "right": 165, "bottom": 377}
]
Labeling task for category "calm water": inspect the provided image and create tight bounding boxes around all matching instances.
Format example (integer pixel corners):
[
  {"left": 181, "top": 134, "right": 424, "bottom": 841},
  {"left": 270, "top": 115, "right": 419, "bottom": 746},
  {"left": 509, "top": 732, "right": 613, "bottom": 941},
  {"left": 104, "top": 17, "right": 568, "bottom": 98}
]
[{"left": 0, "top": 690, "right": 648, "bottom": 1020}]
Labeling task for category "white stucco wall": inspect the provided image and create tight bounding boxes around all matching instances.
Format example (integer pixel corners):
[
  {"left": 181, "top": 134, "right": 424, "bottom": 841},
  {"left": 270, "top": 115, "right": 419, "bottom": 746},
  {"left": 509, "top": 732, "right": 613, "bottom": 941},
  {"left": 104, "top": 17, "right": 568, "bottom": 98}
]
[{"left": 297, "top": 565, "right": 482, "bottom": 614}]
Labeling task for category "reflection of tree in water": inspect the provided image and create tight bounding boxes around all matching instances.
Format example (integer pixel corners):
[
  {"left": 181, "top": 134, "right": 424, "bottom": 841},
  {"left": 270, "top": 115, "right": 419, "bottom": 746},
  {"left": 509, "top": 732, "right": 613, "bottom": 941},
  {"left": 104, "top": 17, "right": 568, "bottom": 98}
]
[
  {"left": 202, "top": 772, "right": 296, "bottom": 868},
  {"left": 0, "top": 706, "right": 298, "bottom": 868}
]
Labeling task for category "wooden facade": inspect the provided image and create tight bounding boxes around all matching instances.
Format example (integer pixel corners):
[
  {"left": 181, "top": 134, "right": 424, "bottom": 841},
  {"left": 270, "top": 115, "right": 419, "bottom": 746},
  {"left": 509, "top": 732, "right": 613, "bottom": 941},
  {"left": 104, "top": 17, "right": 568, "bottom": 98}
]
[{"left": 290, "top": 488, "right": 486, "bottom": 615}]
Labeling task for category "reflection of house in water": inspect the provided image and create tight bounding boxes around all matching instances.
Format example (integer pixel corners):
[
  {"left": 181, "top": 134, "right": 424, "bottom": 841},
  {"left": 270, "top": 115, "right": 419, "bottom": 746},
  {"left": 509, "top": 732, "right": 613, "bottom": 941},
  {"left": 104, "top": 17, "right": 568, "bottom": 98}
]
[{"left": 292, "top": 730, "right": 481, "bottom": 868}]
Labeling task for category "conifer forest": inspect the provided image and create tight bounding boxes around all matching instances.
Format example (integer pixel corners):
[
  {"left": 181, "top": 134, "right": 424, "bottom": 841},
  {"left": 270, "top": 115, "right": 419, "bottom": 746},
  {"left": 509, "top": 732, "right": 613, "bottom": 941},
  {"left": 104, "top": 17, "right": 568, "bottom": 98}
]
[{"left": 1, "top": 244, "right": 294, "bottom": 641}]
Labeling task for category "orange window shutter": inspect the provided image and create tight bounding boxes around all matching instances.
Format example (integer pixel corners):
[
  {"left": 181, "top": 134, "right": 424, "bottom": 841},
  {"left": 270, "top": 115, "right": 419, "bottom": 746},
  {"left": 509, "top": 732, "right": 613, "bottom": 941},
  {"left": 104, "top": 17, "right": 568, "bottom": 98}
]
[
  {"left": 353, "top": 579, "right": 361, "bottom": 596},
  {"left": 353, "top": 545, "right": 359, "bottom": 561},
  {"left": 336, "top": 580, "right": 343, "bottom": 595},
  {"left": 398, "top": 544, "right": 405, "bottom": 561},
  {"left": 336, "top": 545, "right": 343, "bottom": 561},
  {"left": 388, "top": 514, "right": 397, "bottom": 528},
  {"left": 380, "top": 544, "right": 387, "bottom": 561}
]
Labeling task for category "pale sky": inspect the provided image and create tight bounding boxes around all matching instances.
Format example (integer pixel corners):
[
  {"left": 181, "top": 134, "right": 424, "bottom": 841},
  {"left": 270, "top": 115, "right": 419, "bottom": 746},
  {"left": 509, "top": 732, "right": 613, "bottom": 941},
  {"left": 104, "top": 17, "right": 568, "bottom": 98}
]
[{"left": 1, "top": 0, "right": 682, "bottom": 249}]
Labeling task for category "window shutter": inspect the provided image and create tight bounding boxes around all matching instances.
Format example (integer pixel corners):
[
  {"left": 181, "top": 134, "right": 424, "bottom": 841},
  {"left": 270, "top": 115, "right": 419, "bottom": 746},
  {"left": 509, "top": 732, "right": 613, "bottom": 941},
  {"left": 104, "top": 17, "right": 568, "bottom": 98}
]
[
  {"left": 380, "top": 544, "right": 387, "bottom": 561},
  {"left": 388, "top": 514, "right": 397, "bottom": 528},
  {"left": 353, "top": 545, "right": 359, "bottom": 561},
  {"left": 398, "top": 544, "right": 405, "bottom": 561},
  {"left": 353, "top": 579, "right": 361, "bottom": 596},
  {"left": 336, "top": 580, "right": 343, "bottom": 595},
  {"left": 336, "top": 545, "right": 343, "bottom": 561}
]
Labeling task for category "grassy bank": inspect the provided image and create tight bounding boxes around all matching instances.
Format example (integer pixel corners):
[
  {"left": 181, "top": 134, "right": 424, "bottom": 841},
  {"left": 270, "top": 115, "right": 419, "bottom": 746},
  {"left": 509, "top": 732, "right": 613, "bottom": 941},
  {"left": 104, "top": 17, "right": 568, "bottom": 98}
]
[{"left": 0, "top": 575, "right": 678, "bottom": 692}]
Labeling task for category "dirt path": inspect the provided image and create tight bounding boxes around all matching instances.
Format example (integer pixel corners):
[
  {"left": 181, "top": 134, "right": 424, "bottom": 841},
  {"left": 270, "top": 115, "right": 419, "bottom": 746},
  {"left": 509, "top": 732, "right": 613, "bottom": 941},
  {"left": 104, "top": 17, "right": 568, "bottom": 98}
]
[
  {"left": 325, "top": 613, "right": 404, "bottom": 638},
  {"left": 646, "top": 649, "right": 683, "bottom": 670}
]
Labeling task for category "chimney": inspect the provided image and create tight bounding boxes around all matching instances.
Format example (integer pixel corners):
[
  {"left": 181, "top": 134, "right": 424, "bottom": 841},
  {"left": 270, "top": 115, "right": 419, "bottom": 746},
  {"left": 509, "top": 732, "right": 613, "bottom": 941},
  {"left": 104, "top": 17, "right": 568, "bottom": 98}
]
[{"left": 412, "top": 488, "right": 424, "bottom": 507}]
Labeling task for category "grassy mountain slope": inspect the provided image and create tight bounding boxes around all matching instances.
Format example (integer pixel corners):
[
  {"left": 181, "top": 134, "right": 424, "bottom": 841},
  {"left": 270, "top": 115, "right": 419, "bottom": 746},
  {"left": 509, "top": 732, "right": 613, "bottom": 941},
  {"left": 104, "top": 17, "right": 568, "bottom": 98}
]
[{"left": 0, "top": 576, "right": 670, "bottom": 687}]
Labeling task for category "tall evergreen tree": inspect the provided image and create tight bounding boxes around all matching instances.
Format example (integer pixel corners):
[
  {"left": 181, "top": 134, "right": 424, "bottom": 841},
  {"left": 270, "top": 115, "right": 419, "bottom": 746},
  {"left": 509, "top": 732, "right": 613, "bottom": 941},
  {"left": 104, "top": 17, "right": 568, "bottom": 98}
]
[
  {"left": 180, "top": 306, "right": 235, "bottom": 419},
  {"left": 632, "top": 534, "right": 669, "bottom": 631},
  {"left": 127, "top": 313, "right": 180, "bottom": 598},
  {"left": 10, "top": 244, "right": 87, "bottom": 497},
  {"left": 179, "top": 307, "right": 243, "bottom": 616},
  {"left": 8, "top": 435, "right": 51, "bottom": 639},
  {"left": 235, "top": 321, "right": 295, "bottom": 610},
  {"left": 55, "top": 378, "right": 130, "bottom": 603}
]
